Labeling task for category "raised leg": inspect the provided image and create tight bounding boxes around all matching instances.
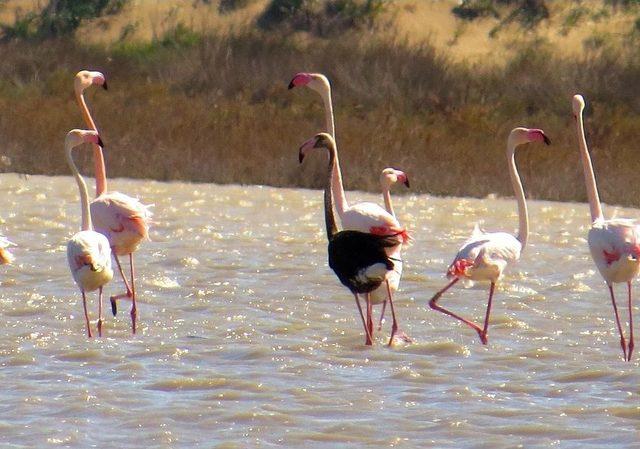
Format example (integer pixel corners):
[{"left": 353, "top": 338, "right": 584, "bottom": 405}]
[
  {"left": 628, "top": 282, "right": 634, "bottom": 362},
  {"left": 97, "top": 286, "right": 104, "bottom": 337},
  {"left": 354, "top": 293, "right": 372, "bottom": 345},
  {"left": 478, "top": 282, "right": 495, "bottom": 345},
  {"left": 377, "top": 300, "right": 387, "bottom": 331},
  {"left": 608, "top": 284, "right": 628, "bottom": 361},
  {"left": 129, "top": 253, "right": 137, "bottom": 335},
  {"left": 82, "top": 290, "right": 92, "bottom": 338},
  {"left": 386, "top": 280, "right": 411, "bottom": 346},
  {"left": 429, "top": 277, "right": 484, "bottom": 339},
  {"left": 110, "top": 253, "right": 133, "bottom": 316},
  {"left": 366, "top": 293, "right": 374, "bottom": 345}
]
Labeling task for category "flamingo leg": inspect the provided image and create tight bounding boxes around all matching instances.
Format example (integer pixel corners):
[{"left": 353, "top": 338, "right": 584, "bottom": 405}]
[
  {"left": 429, "top": 277, "right": 485, "bottom": 340},
  {"left": 386, "top": 280, "right": 411, "bottom": 346},
  {"left": 81, "top": 290, "right": 92, "bottom": 338},
  {"left": 478, "top": 282, "right": 495, "bottom": 345},
  {"left": 628, "top": 282, "right": 634, "bottom": 362},
  {"left": 608, "top": 284, "right": 628, "bottom": 361},
  {"left": 366, "top": 293, "right": 374, "bottom": 346},
  {"left": 377, "top": 300, "right": 387, "bottom": 331},
  {"left": 110, "top": 252, "right": 133, "bottom": 316},
  {"left": 354, "top": 293, "right": 372, "bottom": 345},
  {"left": 97, "top": 287, "right": 104, "bottom": 337},
  {"left": 129, "top": 253, "right": 137, "bottom": 335}
]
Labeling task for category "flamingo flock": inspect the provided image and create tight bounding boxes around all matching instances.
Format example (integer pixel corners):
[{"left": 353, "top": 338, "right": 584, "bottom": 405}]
[{"left": 0, "top": 68, "right": 634, "bottom": 362}]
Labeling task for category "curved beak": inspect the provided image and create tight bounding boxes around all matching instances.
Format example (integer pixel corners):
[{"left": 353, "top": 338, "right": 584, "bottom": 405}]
[
  {"left": 298, "top": 150, "right": 305, "bottom": 164},
  {"left": 102, "top": 80, "right": 108, "bottom": 91},
  {"left": 288, "top": 79, "right": 296, "bottom": 90},
  {"left": 404, "top": 177, "right": 410, "bottom": 188},
  {"left": 542, "top": 133, "right": 551, "bottom": 145},
  {"left": 97, "top": 136, "right": 104, "bottom": 148},
  {"left": 298, "top": 136, "right": 318, "bottom": 164}
]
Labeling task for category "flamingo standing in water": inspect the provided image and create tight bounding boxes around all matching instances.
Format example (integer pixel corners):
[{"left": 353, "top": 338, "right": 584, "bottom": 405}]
[
  {"left": 74, "top": 70, "right": 152, "bottom": 334},
  {"left": 573, "top": 94, "right": 638, "bottom": 361},
  {"left": 300, "top": 133, "right": 403, "bottom": 346},
  {"left": 428, "top": 127, "right": 550, "bottom": 344},
  {"left": 65, "top": 129, "right": 114, "bottom": 337},
  {"left": 289, "top": 72, "right": 410, "bottom": 341}
]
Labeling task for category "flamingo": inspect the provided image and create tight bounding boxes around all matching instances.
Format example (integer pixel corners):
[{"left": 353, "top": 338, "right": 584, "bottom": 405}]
[
  {"left": 289, "top": 72, "right": 410, "bottom": 340},
  {"left": 573, "top": 94, "right": 638, "bottom": 361},
  {"left": 65, "top": 129, "right": 114, "bottom": 338},
  {"left": 300, "top": 133, "right": 406, "bottom": 346},
  {"left": 74, "top": 70, "right": 152, "bottom": 334},
  {"left": 428, "top": 127, "right": 550, "bottom": 344}
]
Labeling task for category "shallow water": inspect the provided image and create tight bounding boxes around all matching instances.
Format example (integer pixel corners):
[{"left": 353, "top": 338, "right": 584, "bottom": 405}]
[{"left": 0, "top": 174, "right": 637, "bottom": 448}]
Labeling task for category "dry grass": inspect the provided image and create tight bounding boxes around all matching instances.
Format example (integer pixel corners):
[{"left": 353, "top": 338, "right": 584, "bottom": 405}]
[{"left": 1, "top": 30, "right": 640, "bottom": 207}]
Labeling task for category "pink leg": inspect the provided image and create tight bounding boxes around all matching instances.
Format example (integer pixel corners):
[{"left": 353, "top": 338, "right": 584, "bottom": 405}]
[
  {"left": 110, "top": 253, "right": 133, "bottom": 316},
  {"left": 429, "top": 277, "right": 485, "bottom": 339},
  {"left": 97, "top": 287, "right": 104, "bottom": 337},
  {"left": 478, "top": 282, "right": 495, "bottom": 345},
  {"left": 628, "top": 282, "right": 634, "bottom": 362},
  {"left": 129, "top": 253, "right": 137, "bottom": 335},
  {"left": 377, "top": 300, "right": 387, "bottom": 331},
  {"left": 608, "top": 284, "right": 628, "bottom": 361},
  {"left": 366, "top": 293, "right": 374, "bottom": 345},
  {"left": 354, "top": 293, "right": 372, "bottom": 345},
  {"left": 386, "top": 280, "right": 411, "bottom": 346},
  {"left": 82, "top": 290, "right": 92, "bottom": 338}
]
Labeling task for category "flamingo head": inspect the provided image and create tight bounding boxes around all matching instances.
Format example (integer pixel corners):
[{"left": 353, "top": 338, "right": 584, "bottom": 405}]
[
  {"left": 509, "top": 127, "right": 551, "bottom": 147},
  {"left": 288, "top": 72, "right": 330, "bottom": 94},
  {"left": 298, "top": 132, "right": 334, "bottom": 164},
  {"left": 381, "top": 168, "right": 410, "bottom": 188},
  {"left": 74, "top": 70, "right": 107, "bottom": 93},
  {"left": 572, "top": 94, "right": 585, "bottom": 118},
  {"left": 65, "top": 129, "right": 104, "bottom": 149}
]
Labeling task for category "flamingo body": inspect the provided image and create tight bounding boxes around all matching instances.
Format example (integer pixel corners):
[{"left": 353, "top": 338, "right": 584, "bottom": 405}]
[
  {"left": 67, "top": 230, "right": 113, "bottom": 292},
  {"left": 588, "top": 219, "right": 640, "bottom": 284},
  {"left": 90, "top": 192, "right": 152, "bottom": 256}
]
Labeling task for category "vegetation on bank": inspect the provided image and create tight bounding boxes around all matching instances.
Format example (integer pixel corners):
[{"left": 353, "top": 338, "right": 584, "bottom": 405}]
[{"left": 1, "top": 1, "right": 640, "bottom": 207}]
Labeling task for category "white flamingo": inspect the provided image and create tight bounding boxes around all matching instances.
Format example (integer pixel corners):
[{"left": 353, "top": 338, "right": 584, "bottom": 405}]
[
  {"left": 574, "top": 94, "right": 638, "bottom": 361},
  {"left": 428, "top": 127, "right": 550, "bottom": 344},
  {"left": 74, "top": 70, "right": 152, "bottom": 334},
  {"left": 65, "top": 129, "right": 114, "bottom": 338},
  {"left": 290, "top": 72, "right": 410, "bottom": 341}
]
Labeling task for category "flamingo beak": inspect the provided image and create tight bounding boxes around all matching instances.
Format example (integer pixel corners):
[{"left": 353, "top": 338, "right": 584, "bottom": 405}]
[
  {"left": 298, "top": 150, "right": 305, "bottom": 164},
  {"left": 102, "top": 80, "right": 108, "bottom": 91},
  {"left": 98, "top": 136, "right": 104, "bottom": 148},
  {"left": 402, "top": 175, "right": 410, "bottom": 188},
  {"left": 288, "top": 79, "right": 296, "bottom": 90},
  {"left": 542, "top": 134, "right": 551, "bottom": 145}
]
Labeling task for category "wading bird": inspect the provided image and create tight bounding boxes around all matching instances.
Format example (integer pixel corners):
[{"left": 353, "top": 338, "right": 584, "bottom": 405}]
[
  {"left": 290, "top": 72, "right": 411, "bottom": 340},
  {"left": 299, "top": 133, "right": 407, "bottom": 346},
  {"left": 573, "top": 94, "right": 638, "bottom": 361},
  {"left": 65, "top": 129, "right": 114, "bottom": 338},
  {"left": 428, "top": 127, "right": 550, "bottom": 344},
  {"left": 74, "top": 70, "right": 152, "bottom": 334}
]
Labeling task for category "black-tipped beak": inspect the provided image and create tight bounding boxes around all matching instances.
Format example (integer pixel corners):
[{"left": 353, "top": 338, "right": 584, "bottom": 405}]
[
  {"left": 102, "top": 81, "right": 108, "bottom": 91},
  {"left": 288, "top": 80, "right": 295, "bottom": 90},
  {"left": 543, "top": 134, "right": 551, "bottom": 145},
  {"left": 97, "top": 136, "right": 104, "bottom": 148},
  {"left": 404, "top": 178, "right": 410, "bottom": 188},
  {"left": 298, "top": 151, "right": 305, "bottom": 164}
]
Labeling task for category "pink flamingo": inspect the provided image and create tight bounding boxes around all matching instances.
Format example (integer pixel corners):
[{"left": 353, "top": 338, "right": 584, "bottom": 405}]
[
  {"left": 74, "top": 70, "right": 152, "bottom": 334},
  {"left": 573, "top": 94, "right": 638, "bottom": 361},
  {"left": 290, "top": 72, "right": 410, "bottom": 343},
  {"left": 428, "top": 127, "right": 550, "bottom": 344},
  {"left": 65, "top": 129, "right": 114, "bottom": 337}
]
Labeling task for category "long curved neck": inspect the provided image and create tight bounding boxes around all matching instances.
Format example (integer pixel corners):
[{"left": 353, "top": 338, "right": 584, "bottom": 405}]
[
  {"left": 75, "top": 89, "right": 107, "bottom": 197},
  {"left": 507, "top": 141, "right": 528, "bottom": 249},
  {"left": 324, "top": 144, "right": 338, "bottom": 240},
  {"left": 66, "top": 142, "right": 92, "bottom": 231},
  {"left": 575, "top": 111, "right": 603, "bottom": 222},
  {"left": 318, "top": 85, "right": 348, "bottom": 215},
  {"left": 382, "top": 185, "right": 394, "bottom": 217}
]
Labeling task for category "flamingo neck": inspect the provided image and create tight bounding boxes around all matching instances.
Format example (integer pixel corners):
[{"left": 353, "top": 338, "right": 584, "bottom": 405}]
[
  {"left": 382, "top": 185, "right": 394, "bottom": 217},
  {"left": 66, "top": 141, "right": 92, "bottom": 232},
  {"left": 324, "top": 143, "right": 338, "bottom": 240},
  {"left": 507, "top": 141, "right": 528, "bottom": 249},
  {"left": 318, "top": 85, "right": 348, "bottom": 216},
  {"left": 75, "top": 90, "right": 107, "bottom": 197},
  {"left": 575, "top": 112, "right": 603, "bottom": 222}
]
